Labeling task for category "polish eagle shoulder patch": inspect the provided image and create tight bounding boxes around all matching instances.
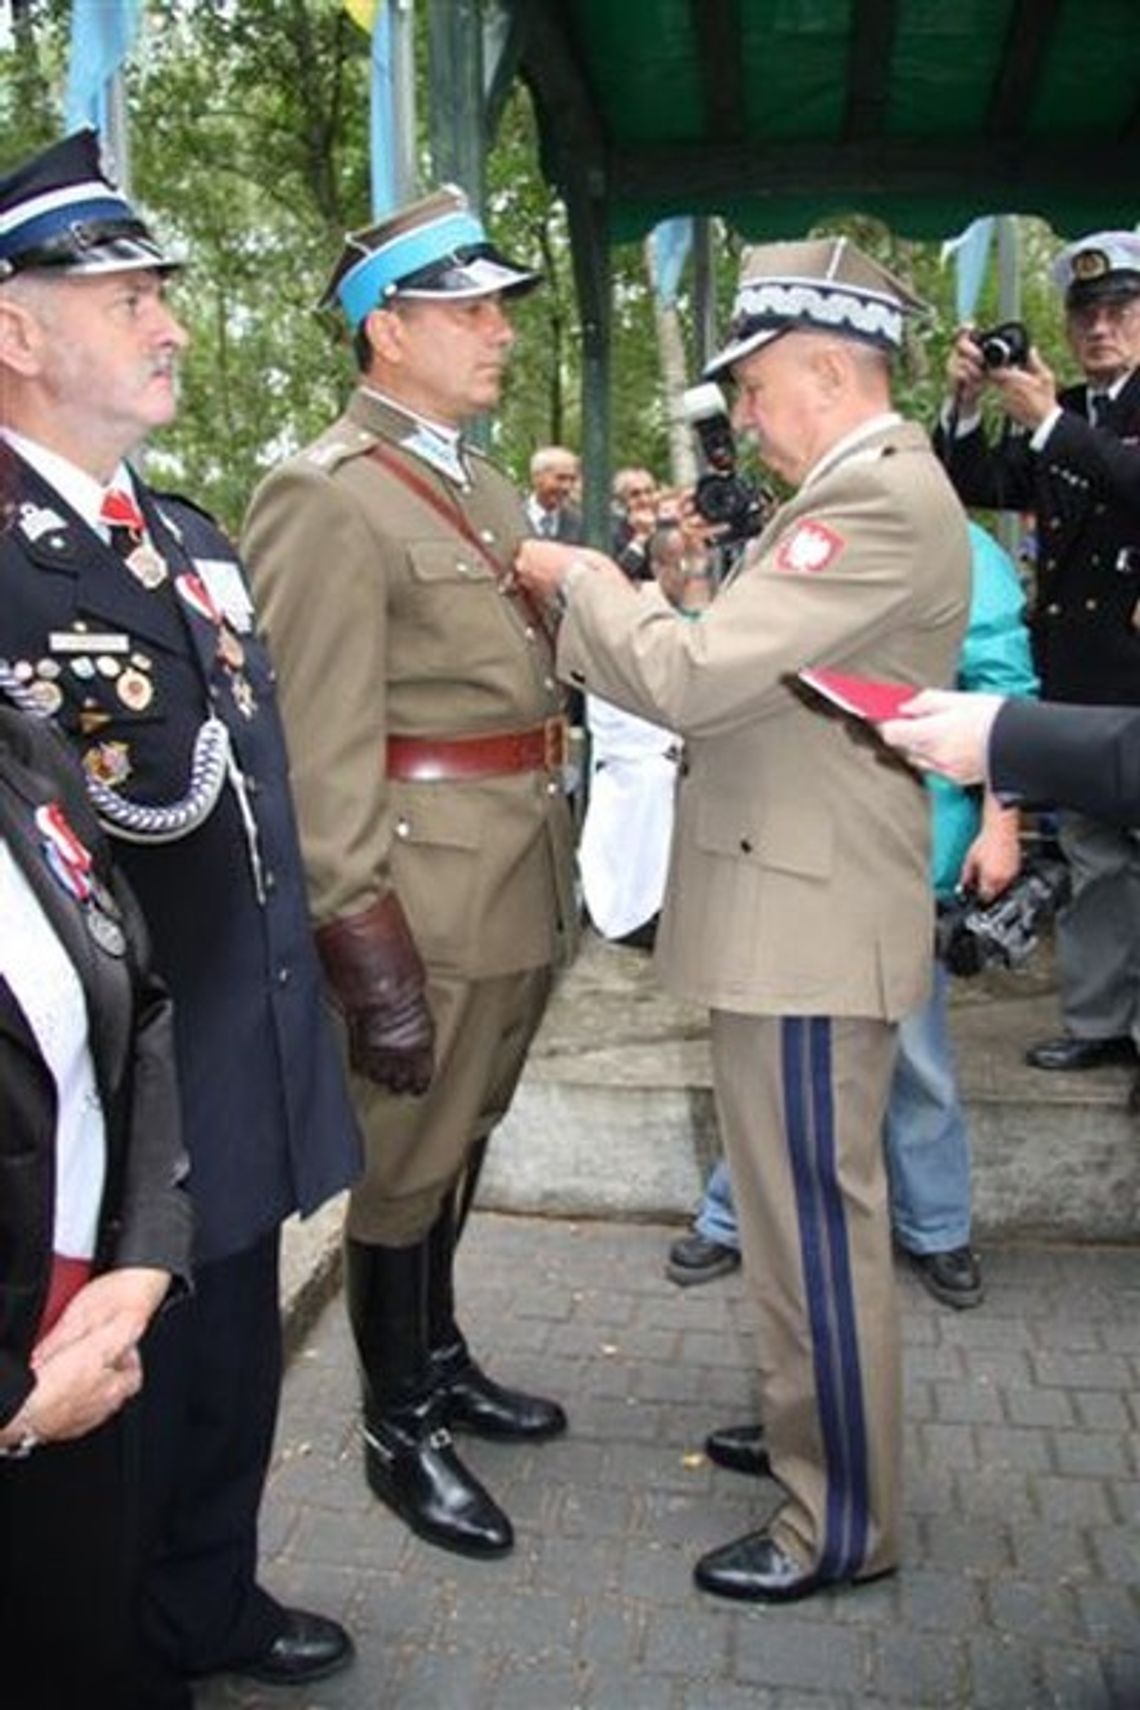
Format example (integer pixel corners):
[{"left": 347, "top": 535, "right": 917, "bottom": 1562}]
[{"left": 774, "top": 520, "right": 845, "bottom": 574}]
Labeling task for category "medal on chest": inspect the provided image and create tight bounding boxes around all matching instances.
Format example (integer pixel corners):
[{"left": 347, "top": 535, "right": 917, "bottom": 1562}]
[
  {"left": 34, "top": 801, "right": 126, "bottom": 956},
  {"left": 176, "top": 573, "right": 258, "bottom": 718}
]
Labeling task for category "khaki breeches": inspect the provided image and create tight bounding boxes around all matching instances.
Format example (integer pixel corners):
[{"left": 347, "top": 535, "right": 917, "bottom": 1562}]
[
  {"left": 710, "top": 1009, "right": 902, "bottom": 1580},
  {"left": 344, "top": 965, "right": 554, "bottom": 1246}
]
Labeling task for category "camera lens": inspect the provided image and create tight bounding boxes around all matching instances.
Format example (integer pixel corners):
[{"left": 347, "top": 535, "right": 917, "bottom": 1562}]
[{"left": 694, "top": 473, "right": 742, "bottom": 524}]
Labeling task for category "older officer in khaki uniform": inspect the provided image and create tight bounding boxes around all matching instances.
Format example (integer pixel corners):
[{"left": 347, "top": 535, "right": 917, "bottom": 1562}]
[
  {"left": 242, "top": 187, "right": 576, "bottom": 1560},
  {"left": 517, "top": 238, "right": 971, "bottom": 1603}
]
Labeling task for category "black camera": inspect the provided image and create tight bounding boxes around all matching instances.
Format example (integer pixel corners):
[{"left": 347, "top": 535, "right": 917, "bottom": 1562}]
[
  {"left": 935, "top": 852, "right": 1070, "bottom": 978},
  {"left": 681, "top": 383, "right": 771, "bottom": 543},
  {"left": 976, "top": 320, "right": 1031, "bottom": 370}
]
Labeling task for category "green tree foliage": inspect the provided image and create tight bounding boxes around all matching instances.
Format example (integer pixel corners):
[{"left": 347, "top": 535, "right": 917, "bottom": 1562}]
[{"left": 0, "top": 0, "right": 1072, "bottom": 531}]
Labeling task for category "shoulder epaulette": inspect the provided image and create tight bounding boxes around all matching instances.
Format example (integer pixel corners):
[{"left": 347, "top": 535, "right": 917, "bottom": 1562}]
[{"left": 304, "top": 426, "right": 376, "bottom": 472}]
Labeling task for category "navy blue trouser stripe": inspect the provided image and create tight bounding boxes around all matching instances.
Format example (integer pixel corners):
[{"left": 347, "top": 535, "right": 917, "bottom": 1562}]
[{"left": 782, "top": 1016, "right": 871, "bottom": 1579}]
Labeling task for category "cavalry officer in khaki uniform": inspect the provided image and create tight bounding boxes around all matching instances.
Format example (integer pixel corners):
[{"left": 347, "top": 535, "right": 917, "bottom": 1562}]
[
  {"left": 517, "top": 238, "right": 971, "bottom": 1602},
  {"left": 242, "top": 187, "right": 577, "bottom": 1559}
]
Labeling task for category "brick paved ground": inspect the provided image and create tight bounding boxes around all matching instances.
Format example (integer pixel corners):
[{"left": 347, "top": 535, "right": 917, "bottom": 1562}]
[{"left": 195, "top": 1215, "right": 1140, "bottom": 1710}]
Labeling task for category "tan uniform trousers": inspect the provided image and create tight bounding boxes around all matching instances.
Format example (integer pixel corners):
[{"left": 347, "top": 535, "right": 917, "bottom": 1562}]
[
  {"left": 344, "top": 966, "right": 553, "bottom": 1247},
  {"left": 711, "top": 1009, "right": 902, "bottom": 1581}
]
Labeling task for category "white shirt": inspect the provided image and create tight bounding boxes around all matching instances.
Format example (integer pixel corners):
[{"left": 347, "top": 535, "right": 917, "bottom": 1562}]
[
  {"left": 2, "top": 426, "right": 135, "bottom": 545},
  {"left": 0, "top": 839, "right": 105, "bottom": 1259}
]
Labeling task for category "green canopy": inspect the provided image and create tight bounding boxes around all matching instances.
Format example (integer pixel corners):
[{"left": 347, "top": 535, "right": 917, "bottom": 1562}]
[{"left": 511, "top": 0, "right": 1140, "bottom": 243}]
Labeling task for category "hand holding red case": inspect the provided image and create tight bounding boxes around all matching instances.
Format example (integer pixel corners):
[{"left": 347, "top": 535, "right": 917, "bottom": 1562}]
[{"left": 797, "top": 667, "right": 919, "bottom": 723}]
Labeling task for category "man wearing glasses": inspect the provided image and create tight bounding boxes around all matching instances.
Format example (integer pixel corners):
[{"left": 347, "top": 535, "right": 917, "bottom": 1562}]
[{"left": 935, "top": 231, "right": 1140, "bottom": 1093}]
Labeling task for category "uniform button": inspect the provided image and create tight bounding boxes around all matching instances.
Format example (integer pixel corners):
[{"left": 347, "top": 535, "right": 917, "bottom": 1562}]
[
  {"left": 1086, "top": 598, "right": 1098, "bottom": 611},
  {"left": 209, "top": 685, "right": 220, "bottom": 701},
  {"left": 1044, "top": 558, "right": 1057, "bottom": 571},
  {"left": 525, "top": 626, "right": 536, "bottom": 641},
  {"left": 245, "top": 774, "right": 259, "bottom": 795},
  {"left": 545, "top": 779, "right": 559, "bottom": 796},
  {"left": 544, "top": 677, "right": 556, "bottom": 691},
  {"left": 740, "top": 838, "right": 753, "bottom": 854},
  {"left": 1046, "top": 602, "right": 1061, "bottom": 615},
  {"left": 1049, "top": 517, "right": 1061, "bottom": 529},
  {"left": 276, "top": 966, "right": 291, "bottom": 986},
  {"left": 1095, "top": 503, "right": 1107, "bottom": 516},
  {"left": 480, "top": 528, "right": 496, "bottom": 544},
  {"left": 396, "top": 818, "right": 410, "bottom": 839},
  {"left": 455, "top": 559, "right": 471, "bottom": 574},
  {"left": 264, "top": 869, "right": 277, "bottom": 892}
]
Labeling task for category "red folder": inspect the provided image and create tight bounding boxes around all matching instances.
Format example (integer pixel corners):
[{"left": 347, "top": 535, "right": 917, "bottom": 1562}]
[{"left": 797, "top": 667, "right": 918, "bottom": 723}]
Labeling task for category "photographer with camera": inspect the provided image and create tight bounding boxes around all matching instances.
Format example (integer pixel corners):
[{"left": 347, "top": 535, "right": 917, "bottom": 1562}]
[
  {"left": 517, "top": 236, "right": 970, "bottom": 1604},
  {"left": 935, "top": 231, "right": 1140, "bottom": 1083}
]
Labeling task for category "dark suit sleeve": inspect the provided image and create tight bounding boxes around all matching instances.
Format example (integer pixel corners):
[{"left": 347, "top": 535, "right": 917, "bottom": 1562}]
[
  {"left": 1041, "top": 411, "right": 1140, "bottom": 518},
  {"left": 932, "top": 417, "right": 1037, "bottom": 514},
  {"left": 991, "top": 699, "right": 1140, "bottom": 825},
  {"left": 107, "top": 871, "right": 194, "bottom": 1288},
  {"left": 25, "top": 718, "right": 193, "bottom": 1288}
]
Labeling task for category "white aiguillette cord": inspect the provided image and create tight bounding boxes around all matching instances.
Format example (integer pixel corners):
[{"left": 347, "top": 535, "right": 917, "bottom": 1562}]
[{"left": 0, "top": 657, "right": 266, "bottom": 901}]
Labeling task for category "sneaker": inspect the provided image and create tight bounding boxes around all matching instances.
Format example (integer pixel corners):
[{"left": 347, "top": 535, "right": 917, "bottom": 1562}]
[
  {"left": 907, "top": 1245, "right": 984, "bottom": 1310},
  {"left": 666, "top": 1231, "right": 741, "bottom": 1287}
]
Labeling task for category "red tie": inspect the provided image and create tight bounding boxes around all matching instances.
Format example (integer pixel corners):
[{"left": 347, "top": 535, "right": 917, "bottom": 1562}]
[{"left": 100, "top": 487, "right": 146, "bottom": 537}]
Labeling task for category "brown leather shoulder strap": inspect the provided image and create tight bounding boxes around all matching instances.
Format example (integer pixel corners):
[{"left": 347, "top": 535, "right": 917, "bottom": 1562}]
[{"left": 365, "top": 441, "right": 554, "bottom": 643}]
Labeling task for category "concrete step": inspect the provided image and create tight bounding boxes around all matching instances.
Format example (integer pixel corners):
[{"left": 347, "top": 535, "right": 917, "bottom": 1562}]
[{"left": 478, "top": 928, "right": 1140, "bottom": 1244}]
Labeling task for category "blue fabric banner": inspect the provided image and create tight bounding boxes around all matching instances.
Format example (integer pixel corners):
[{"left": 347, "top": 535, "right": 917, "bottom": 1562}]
[
  {"left": 649, "top": 217, "right": 694, "bottom": 308},
  {"left": 65, "top": 0, "right": 140, "bottom": 138}
]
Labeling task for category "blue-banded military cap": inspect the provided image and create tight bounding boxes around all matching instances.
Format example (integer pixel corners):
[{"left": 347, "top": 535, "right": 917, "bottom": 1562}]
[
  {"left": 705, "top": 236, "right": 925, "bottom": 379},
  {"left": 0, "top": 128, "right": 177, "bottom": 283},
  {"left": 1052, "top": 230, "right": 1140, "bottom": 309},
  {"left": 319, "top": 184, "right": 540, "bottom": 331}
]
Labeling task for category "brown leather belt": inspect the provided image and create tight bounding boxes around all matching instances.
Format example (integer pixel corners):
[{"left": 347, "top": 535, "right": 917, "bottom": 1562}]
[{"left": 387, "top": 717, "right": 568, "bottom": 782}]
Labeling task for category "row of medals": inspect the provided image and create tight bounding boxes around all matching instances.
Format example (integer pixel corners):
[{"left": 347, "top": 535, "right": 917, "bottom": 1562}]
[{"left": 123, "top": 530, "right": 257, "bottom": 720}]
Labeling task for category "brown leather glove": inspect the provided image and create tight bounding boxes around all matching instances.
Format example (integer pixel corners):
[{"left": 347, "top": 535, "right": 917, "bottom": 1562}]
[{"left": 315, "top": 893, "right": 435, "bottom": 1095}]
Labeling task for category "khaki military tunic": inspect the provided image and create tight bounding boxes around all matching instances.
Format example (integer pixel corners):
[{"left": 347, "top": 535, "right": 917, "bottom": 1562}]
[
  {"left": 557, "top": 416, "right": 970, "bottom": 1580},
  {"left": 242, "top": 389, "right": 576, "bottom": 1242}
]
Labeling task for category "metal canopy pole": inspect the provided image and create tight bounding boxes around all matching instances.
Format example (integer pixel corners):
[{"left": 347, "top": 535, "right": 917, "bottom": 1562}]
[
  {"left": 427, "top": 0, "right": 486, "bottom": 212},
  {"left": 391, "top": 0, "right": 419, "bottom": 205}
]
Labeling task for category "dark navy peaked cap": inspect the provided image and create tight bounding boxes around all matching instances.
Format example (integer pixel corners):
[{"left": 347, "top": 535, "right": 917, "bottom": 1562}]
[{"left": 0, "top": 128, "right": 177, "bottom": 282}]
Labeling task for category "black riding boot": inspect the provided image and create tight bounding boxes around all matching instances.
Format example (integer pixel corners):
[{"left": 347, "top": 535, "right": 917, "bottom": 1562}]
[
  {"left": 343, "top": 1236, "right": 512, "bottom": 1557},
  {"left": 426, "top": 1194, "right": 568, "bottom": 1441}
]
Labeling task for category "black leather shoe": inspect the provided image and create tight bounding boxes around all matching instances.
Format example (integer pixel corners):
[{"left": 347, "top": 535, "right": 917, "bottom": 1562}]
[
  {"left": 362, "top": 1398, "right": 513, "bottom": 1557},
  {"left": 433, "top": 1348, "right": 568, "bottom": 1441},
  {"left": 238, "top": 1609, "right": 354, "bottom": 1685},
  {"left": 666, "top": 1231, "right": 741, "bottom": 1287},
  {"left": 907, "top": 1245, "right": 984, "bottom": 1309},
  {"left": 1025, "top": 1034, "right": 1135, "bottom": 1071},
  {"left": 704, "top": 1421, "right": 770, "bottom": 1477},
  {"left": 694, "top": 1528, "right": 894, "bottom": 1604}
]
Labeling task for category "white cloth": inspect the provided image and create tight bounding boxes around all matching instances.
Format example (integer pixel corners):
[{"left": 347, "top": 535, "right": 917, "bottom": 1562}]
[
  {"left": 578, "top": 695, "right": 678, "bottom": 938},
  {"left": 0, "top": 839, "right": 105, "bottom": 1258}
]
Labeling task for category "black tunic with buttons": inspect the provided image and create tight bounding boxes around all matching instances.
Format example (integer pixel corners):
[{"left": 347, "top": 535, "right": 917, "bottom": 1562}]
[
  {"left": 935, "top": 369, "right": 1140, "bottom": 704},
  {"left": 0, "top": 453, "right": 361, "bottom": 1264}
]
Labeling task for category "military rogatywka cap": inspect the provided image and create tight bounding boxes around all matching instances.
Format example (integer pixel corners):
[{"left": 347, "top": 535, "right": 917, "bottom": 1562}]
[
  {"left": 1051, "top": 230, "right": 1140, "bottom": 309},
  {"left": 320, "top": 184, "right": 541, "bottom": 331},
  {"left": 705, "top": 235, "right": 925, "bottom": 379},
  {"left": 0, "top": 127, "right": 178, "bottom": 283}
]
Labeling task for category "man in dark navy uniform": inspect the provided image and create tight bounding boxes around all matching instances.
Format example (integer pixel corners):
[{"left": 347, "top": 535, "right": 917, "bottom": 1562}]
[
  {"left": 0, "top": 130, "right": 361, "bottom": 1697},
  {"left": 936, "top": 231, "right": 1140, "bottom": 1089}
]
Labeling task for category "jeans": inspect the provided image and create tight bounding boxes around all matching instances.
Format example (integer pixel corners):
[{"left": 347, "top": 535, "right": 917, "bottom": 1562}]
[
  {"left": 694, "top": 963, "right": 971, "bottom": 1257},
  {"left": 883, "top": 962, "right": 971, "bottom": 1254}
]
